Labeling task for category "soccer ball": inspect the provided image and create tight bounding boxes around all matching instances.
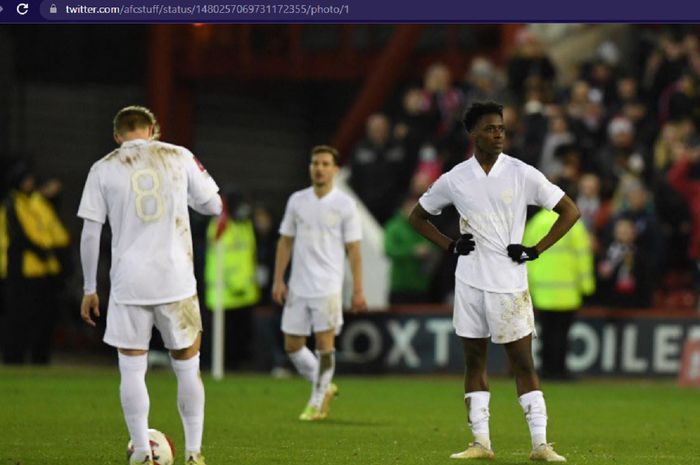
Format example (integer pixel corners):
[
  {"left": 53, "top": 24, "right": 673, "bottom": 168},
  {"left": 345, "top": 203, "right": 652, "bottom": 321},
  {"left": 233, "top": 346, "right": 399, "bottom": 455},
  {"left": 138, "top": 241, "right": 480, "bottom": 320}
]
[{"left": 127, "top": 428, "right": 175, "bottom": 465}]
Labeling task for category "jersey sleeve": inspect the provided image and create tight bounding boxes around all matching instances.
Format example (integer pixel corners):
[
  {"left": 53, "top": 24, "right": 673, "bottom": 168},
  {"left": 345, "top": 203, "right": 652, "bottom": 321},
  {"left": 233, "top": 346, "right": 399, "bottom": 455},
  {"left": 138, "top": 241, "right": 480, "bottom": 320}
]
[
  {"left": 184, "top": 149, "right": 219, "bottom": 208},
  {"left": 524, "top": 166, "right": 564, "bottom": 210},
  {"left": 278, "top": 195, "right": 296, "bottom": 237},
  {"left": 77, "top": 166, "right": 108, "bottom": 224},
  {"left": 342, "top": 199, "right": 362, "bottom": 243},
  {"left": 418, "top": 173, "right": 452, "bottom": 215}
]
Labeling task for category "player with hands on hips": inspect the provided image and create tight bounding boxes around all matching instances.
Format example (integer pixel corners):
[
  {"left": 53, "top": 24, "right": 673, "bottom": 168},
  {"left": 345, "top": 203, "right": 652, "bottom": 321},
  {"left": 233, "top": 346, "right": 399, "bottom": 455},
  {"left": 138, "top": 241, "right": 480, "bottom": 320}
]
[{"left": 409, "top": 101, "right": 579, "bottom": 462}]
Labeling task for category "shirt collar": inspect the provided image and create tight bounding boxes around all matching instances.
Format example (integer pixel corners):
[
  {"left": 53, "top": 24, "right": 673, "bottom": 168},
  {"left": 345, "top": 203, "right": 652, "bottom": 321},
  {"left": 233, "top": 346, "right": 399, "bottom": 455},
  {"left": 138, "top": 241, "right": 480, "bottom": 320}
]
[
  {"left": 120, "top": 138, "right": 150, "bottom": 148},
  {"left": 469, "top": 153, "right": 504, "bottom": 178}
]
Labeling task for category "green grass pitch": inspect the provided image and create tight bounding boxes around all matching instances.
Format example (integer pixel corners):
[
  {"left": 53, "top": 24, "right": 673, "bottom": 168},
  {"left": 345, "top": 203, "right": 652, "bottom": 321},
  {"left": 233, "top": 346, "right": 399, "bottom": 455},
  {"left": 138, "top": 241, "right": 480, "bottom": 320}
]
[{"left": 2, "top": 367, "right": 699, "bottom": 465}]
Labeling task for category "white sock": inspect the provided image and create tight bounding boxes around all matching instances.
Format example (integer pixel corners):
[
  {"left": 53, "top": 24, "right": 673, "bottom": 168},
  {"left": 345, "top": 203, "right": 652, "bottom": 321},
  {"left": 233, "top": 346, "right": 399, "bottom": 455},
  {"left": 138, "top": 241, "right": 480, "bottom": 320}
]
[
  {"left": 288, "top": 346, "right": 318, "bottom": 383},
  {"left": 309, "top": 350, "right": 335, "bottom": 407},
  {"left": 519, "top": 390, "right": 547, "bottom": 447},
  {"left": 465, "top": 391, "right": 491, "bottom": 449},
  {"left": 171, "top": 353, "right": 205, "bottom": 454},
  {"left": 119, "top": 353, "right": 150, "bottom": 458}
]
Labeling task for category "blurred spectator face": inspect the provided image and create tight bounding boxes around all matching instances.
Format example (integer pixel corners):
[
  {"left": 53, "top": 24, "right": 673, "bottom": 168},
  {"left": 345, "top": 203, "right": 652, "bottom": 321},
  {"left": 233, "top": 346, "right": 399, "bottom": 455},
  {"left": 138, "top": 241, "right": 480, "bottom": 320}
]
[
  {"left": 623, "top": 101, "right": 647, "bottom": 123},
  {"left": 579, "top": 174, "right": 600, "bottom": 198},
  {"left": 614, "top": 218, "right": 636, "bottom": 245},
  {"left": 39, "top": 178, "right": 62, "bottom": 199},
  {"left": 366, "top": 113, "right": 391, "bottom": 146},
  {"left": 570, "top": 80, "right": 590, "bottom": 104},
  {"left": 468, "top": 57, "right": 496, "bottom": 90},
  {"left": 19, "top": 173, "right": 35, "bottom": 194},
  {"left": 253, "top": 206, "right": 273, "bottom": 234},
  {"left": 424, "top": 63, "right": 451, "bottom": 93},
  {"left": 683, "top": 32, "right": 699, "bottom": 54},
  {"left": 549, "top": 114, "right": 569, "bottom": 134},
  {"left": 403, "top": 88, "right": 426, "bottom": 115},
  {"left": 660, "top": 34, "right": 685, "bottom": 60},
  {"left": 502, "top": 105, "right": 518, "bottom": 131},
  {"left": 626, "top": 186, "right": 649, "bottom": 212},
  {"left": 617, "top": 77, "right": 638, "bottom": 101},
  {"left": 515, "top": 29, "right": 542, "bottom": 57},
  {"left": 591, "top": 61, "right": 613, "bottom": 84},
  {"left": 608, "top": 117, "right": 635, "bottom": 148}
]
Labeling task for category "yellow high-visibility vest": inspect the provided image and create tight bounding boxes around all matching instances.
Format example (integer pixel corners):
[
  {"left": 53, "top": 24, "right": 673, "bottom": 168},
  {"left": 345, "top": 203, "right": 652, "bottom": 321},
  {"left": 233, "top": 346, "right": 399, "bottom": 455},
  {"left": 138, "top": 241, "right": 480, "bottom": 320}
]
[
  {"left": 523, "top": 209, "right": 595, "bottom": 311},
  {"left": 0, "top": 191, "right": 69, "bottom": 279},
  {"left": 204, "top": 218, "right": 260, "bottom": 310}
]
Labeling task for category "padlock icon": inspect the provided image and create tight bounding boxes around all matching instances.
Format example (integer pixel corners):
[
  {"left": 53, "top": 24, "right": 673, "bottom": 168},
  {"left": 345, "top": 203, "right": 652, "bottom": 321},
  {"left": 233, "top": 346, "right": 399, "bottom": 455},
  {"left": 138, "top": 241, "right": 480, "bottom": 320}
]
[{"left": 49, "top": 4, "right": 57, "bottom": 13}]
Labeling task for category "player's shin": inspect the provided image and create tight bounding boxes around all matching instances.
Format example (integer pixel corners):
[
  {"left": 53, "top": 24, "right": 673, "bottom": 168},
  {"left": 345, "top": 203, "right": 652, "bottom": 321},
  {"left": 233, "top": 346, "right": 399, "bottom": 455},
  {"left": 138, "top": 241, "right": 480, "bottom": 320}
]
[
  {"left": 171, "top": 353, "right": 205, "bottom": 455},
  {"left": 519, "top": 390, "right": 547, "bottom": 447},
  {"left": 309, "top": 350, "right": 335, "bottom": 408},
  {"left": 119, "top": 353, "right": 151, "bottom": 459},
  {"left": 288, "top": 346, "right": 319, "bottom": 383},
  {"left": 465, "top": 391, "right": 492, "bottom": 449}
]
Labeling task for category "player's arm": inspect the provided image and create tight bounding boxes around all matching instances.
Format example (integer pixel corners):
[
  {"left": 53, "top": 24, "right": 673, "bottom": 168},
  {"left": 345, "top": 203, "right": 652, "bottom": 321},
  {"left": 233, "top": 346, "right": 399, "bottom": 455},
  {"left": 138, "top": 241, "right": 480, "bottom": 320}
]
[
  {"left": 532, "top": 194, "right": 580, "bottom": 254},
  {"left": 79, "top": 219, "right": 102, "bottom": 327},
  {"left": 408, "top": 203, "right": 455, "bottom": 251},
  {"left": 345, "top": 241, "right": 367, "bottom": 312},
  {"left": 192, "top": 194, "right": 223, "bottom": 216},
  {"left": 272, "top": 235, "right": 294, "bottom": 305}
]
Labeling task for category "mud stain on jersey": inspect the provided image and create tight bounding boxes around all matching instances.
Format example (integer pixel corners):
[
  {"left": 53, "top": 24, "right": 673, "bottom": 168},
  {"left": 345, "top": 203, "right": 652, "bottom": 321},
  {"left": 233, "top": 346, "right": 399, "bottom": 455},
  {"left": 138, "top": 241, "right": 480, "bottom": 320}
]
[
  {"left": 104, "top": 149, "right": 119, "bottom": 161},
  {"left": 121, "top": 154, "right": 141, "bottom": 166},
  {"left": 149, "top": 145, "right": 178, "bottom": 172}
]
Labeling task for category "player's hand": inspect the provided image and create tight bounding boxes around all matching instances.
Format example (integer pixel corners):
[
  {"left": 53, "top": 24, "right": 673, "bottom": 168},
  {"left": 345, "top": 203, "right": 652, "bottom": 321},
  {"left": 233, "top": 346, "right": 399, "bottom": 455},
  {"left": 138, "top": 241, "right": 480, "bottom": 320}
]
[
  {"left": 506, "top": 244, "right": 540, "bottom": 264},
  {"left": 272, "top": 281, "right": 288, "bottom": 305},
  {"left": 80, "top": 293, "right": 101, "bottom": 327},
  {"left": 448, "top": 234, "right": 475, "bottom": 255},
  {"left": 351, "top": 291, "right": 367, "bottom": 313}
]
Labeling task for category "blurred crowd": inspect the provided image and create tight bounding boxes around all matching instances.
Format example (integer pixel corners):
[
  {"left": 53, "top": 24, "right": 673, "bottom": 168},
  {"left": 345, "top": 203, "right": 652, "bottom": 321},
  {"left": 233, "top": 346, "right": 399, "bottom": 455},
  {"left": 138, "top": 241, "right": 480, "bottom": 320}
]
[{"left": 349, "top": 26, "right": 700, "bottom": 309}]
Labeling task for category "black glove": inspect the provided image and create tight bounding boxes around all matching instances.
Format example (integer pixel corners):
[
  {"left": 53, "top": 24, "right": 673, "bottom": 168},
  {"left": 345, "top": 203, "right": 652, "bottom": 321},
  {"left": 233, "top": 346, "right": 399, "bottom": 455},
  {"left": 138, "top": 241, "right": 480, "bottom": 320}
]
[
  {"left": 449, "top": 234, "right": 476, "bottom": 255},
  {"left": 507, "top": 244, "right": 539, "bottom": 263}
]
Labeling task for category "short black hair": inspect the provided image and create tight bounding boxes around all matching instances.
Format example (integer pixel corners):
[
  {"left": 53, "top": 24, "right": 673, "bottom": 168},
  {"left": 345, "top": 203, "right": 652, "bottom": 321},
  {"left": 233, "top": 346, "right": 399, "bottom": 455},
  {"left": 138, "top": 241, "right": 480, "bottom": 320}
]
[
  {"left": 462, "top": 102, "right": 504, "bottom": 133},
  {"left": 310, "top": 145, "right": 340, "bottom": 166}
]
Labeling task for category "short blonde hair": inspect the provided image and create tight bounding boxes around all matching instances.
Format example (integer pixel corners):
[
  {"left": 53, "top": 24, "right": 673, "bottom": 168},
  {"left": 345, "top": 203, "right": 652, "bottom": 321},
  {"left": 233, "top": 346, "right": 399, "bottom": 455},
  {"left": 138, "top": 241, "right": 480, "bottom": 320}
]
[{"left": 113, "top": 105, "right": 161, "bottom": 140}]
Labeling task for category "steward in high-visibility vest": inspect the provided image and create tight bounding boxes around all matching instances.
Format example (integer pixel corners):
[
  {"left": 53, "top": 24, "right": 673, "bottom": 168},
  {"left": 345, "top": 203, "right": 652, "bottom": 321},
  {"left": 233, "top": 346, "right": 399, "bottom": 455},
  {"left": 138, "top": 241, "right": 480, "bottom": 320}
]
[
  {"left": 204, "top": 218, "right": 260, "bottom": 310},
  {"left": 523, "top": 208, "right": 594, "bottom": 379},
  {"left": 0, "top": 190, "right": 69, "bottom": 280},
  {"left": 523, "top": 209, "right": 595, "bottom": 310}
]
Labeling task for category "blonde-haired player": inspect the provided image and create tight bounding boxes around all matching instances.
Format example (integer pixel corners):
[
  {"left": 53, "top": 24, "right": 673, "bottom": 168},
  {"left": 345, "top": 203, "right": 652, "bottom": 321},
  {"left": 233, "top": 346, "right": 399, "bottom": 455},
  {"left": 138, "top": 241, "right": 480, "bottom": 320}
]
[
  {"left": 273, "top": 145, "right": 367, "bottom": 421},
  {"left": 78, "top": 106, "right": 221, "bottom": 465}
]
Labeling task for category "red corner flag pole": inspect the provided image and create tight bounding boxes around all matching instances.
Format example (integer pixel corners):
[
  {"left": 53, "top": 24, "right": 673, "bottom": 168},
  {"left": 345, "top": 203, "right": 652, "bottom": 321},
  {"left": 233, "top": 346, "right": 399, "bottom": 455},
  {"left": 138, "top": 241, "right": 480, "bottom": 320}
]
[{"left": 212, "top": 196, "right": 229, "bottom": 381}]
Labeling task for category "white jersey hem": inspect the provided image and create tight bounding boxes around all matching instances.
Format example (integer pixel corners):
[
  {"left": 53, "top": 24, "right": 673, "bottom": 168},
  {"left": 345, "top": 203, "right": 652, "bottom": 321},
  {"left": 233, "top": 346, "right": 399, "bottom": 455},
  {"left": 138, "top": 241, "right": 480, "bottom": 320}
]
[
  {"left": 111, "top": 289, "right": 197, "bottom": 306},
  {"left": 454, "top": 275, "right": 528, "bottom": 294}
]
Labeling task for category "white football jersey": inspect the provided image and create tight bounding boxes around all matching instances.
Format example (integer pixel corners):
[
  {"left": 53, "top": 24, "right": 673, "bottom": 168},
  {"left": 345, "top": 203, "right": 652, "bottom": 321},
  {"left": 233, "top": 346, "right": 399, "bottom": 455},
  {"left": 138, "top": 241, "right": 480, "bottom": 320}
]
[
  {"left": 78, "top": 139, "right": 219, "bottom": 305},
  {"left": 279, "top": 187, "right": 362, "bottom": 298},
  {"left": 419, "top": 154, "right": 564, "bottom": 293}
]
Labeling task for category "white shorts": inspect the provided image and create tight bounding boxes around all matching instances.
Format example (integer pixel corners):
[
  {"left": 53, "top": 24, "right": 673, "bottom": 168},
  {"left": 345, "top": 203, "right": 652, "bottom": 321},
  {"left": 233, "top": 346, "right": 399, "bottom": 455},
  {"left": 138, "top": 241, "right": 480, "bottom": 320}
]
[
  {"left": 453, "top": 281, "right": 535, "bottom": 344},
  {"left": 281, "top": 291, "right": 343, "bottom": 336},
  {"left": 103, "top": 294, "right": 203, "bottom": 350}
]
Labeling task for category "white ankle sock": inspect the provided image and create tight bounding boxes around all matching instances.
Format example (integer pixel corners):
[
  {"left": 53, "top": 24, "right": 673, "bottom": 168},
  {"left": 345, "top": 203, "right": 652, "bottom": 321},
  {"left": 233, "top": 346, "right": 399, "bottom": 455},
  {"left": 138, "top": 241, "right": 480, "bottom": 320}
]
[
  {"left": 288, "top": 346, "right": 318, "bottom": 383},
  {"left": 119, "top": 353, "right": 150, "bottom": 457},
  {"left": 309, "top": 350, "right": 335, "bottom": 407},
  {"left": 465, "top": 391, "right": 491, "bottom": 449},
  {"left": 519, "top": 390, "right": 547, "bottom": 447},
  {"left": 171, "top": 353, "right": 205, "bottom": 454}
]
